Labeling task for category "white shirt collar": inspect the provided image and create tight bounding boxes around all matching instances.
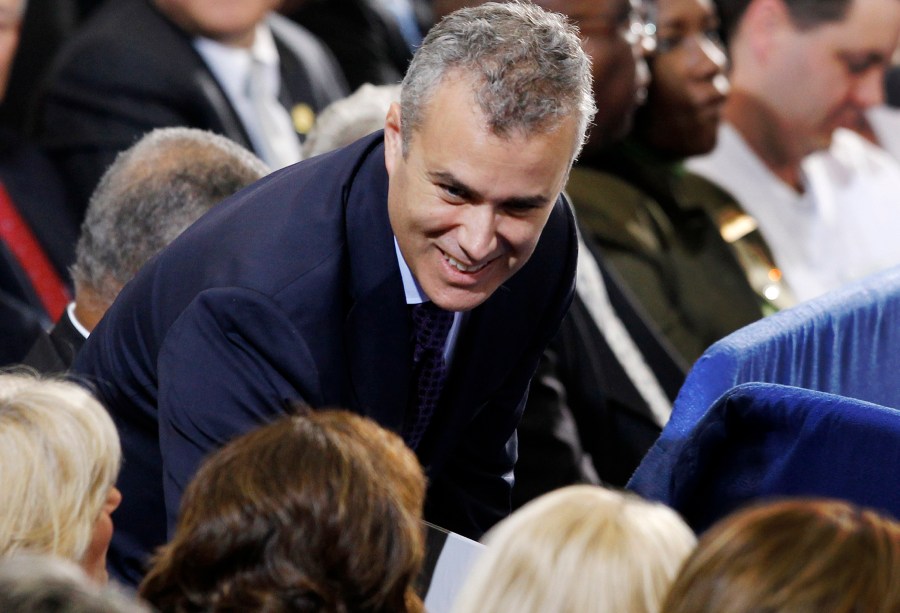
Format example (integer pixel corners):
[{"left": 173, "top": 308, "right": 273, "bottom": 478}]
[
  {"left": 394, "top": 236, "right": 428, "bottom": 305},
  {"left": 393, "top": 237, "right": 462, "bottom": 364},
  {"left": 68, "top": 302, "right": 90, "bottom": 339},
  {"left": 193, "top": 22, "right": 280, "bottom": 105}
]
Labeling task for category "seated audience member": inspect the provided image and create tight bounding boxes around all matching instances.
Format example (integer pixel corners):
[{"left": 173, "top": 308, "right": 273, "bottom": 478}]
[
  {"left": 451, "top": 485, "right": 696, "bottom": 613},
  {"left": 512, "top": 0, "right": 682, "bottom": 506},
  {"left": 139, "top": 409, "right": 426, "bottom": 613},
  {"left": 0, "top": 553, "right": 149, "bottom": 613},
  {"left": 281, "top": 0, "right": 432, "bottom": 90},
  {"left": 22, "top": 127, "right": 269, "bottom": 373},
  {"left": 0, "top": 0, "right": 79, "bottom": 365},
  {"left": 688, "top": 0, "right": 900, "bottom": 302},
  {"left": 34, "top": 0, "right": 347, "bottom": 218},
  {"left": 0, "top": 372, "right": 121, "bottom": 584},
  {"left": 571, "top": 0, "right": 783, "bottom": 368},
  {"left": 302, "top": 82, "right": 402, "bottom": 157},
  {"left": 512, "top": 0, "right": 751, "bottom": 510},
  {"left": 661, "top": 498, "right": 900, "bottom": 613}
]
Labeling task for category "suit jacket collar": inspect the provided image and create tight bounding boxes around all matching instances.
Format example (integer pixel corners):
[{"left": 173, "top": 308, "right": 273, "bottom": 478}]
[{"left": 50, "top": 309, "right": 86, "bottom": 365}]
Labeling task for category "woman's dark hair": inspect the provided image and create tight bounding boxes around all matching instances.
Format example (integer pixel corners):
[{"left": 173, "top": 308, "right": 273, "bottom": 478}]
[{"left": 139, "top": 409, "right": 427, "bottom": 612}]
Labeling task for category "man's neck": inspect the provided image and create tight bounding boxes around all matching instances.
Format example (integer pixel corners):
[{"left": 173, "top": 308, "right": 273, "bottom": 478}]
[
  {"left": 72, "top": 287, "right": 110, "bottom": 333},
  {"left": 724, "top": 90, "right": 805, "bottom": 192}
]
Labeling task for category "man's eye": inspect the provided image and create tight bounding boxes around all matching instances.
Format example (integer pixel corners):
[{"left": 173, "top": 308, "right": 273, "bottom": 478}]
[
  {"left": 503, "top": 201, "right": 542, "bottom": 215},
  {"left": 839, "top": 53, "right": 880, "bottom": 75},
  {"left": 440, "top": 185, "right": 465, "bottom": 200},
  {"left": 846, "top": 60, "right": 875, "bottom": 75}
]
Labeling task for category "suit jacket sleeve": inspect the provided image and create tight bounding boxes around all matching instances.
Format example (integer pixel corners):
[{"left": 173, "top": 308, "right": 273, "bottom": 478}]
[{"left": 157, "top": 287, "right": 325, "bottom": 531}]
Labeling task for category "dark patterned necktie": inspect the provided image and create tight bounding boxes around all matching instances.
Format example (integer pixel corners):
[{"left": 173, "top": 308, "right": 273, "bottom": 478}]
[{"left": 402, "top": 301, "right": 454, "bottom": 450}]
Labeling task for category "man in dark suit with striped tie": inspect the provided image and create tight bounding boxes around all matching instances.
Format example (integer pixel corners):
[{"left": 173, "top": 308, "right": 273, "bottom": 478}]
[{"left": 73, "top": 2, "right": 595, "bottom": 585}]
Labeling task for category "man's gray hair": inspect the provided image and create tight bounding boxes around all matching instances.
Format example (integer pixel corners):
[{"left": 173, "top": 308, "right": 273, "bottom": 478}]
[
  {"left": 71, "top": 127, "right": 269, "bottom": 306},
  {"left": 400, "top": 1, "right": 596, "bottom": 160}
]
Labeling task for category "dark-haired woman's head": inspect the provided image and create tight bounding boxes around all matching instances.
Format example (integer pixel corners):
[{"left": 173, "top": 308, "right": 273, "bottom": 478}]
[{"left": 140, "top": 409, "right": 427, "bottom": 612}]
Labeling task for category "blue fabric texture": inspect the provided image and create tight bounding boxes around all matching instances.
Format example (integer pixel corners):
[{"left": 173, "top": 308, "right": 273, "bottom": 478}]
[
  {"left": 629, "top": 265, "right": 900, "bottom": 501},
  {"left": 665, "top": 382, "right": 900, "bottom": 532}
]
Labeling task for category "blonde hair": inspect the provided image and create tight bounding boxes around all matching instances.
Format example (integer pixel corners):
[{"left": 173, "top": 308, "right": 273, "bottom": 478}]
[
  {"left": 451, "top": 485, "right": 696, "bottom": 613},
  {"left": 0, "top": 372, "right": 121, "bottom": 565}
]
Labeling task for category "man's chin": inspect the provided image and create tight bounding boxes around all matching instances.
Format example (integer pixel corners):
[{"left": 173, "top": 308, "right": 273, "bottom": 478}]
[{"left": 427, "top": 285, "right": 494, "bottom": 313}]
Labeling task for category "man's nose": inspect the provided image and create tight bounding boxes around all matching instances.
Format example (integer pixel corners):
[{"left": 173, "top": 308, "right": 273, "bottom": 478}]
[{"left": 457, "top": 205, "right": 499, "bottom": 261}]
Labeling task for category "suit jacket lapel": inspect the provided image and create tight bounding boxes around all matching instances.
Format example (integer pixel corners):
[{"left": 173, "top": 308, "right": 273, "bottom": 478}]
[
  {"left": 342, "top": 141, "right": 411, "bottom": 434},
  {"left": 143, "top": 0, "right": 255, "bottom": 150}
]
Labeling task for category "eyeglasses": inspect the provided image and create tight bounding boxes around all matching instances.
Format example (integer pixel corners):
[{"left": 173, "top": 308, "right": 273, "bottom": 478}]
[{"left": 623, "top": 14, "right": 656, "bottom": 44}]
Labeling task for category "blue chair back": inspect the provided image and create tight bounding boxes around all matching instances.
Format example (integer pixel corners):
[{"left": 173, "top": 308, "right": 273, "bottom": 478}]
[
  {"left": 663, "top": 382, "right": 900, "bottom": 532},
  {"left": 629, "top": 265, "right": 900, "bottom": 501}
]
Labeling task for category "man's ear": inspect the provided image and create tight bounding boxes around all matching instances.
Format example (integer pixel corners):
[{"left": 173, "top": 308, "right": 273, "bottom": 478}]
[
  {"left": 384, "top": 102, "right": 402, "bottom": 176},
  {"left": 740, "top": 0, "right": 793, "bottom": 63}
]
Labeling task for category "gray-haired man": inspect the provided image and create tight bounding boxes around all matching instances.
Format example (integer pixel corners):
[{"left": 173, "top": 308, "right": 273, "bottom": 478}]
[{"left": 74, "top": 1, "right": 594, "bottom": 584}]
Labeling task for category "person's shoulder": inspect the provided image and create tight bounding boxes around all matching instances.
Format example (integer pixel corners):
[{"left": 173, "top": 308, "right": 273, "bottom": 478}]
[
  {"left": 268, "top": 11, "right": 335, "bottom": 59},
  {"left": 567, "top": 165, "right": 648, "bottom": 210},
  {"left": 48, "top": 0, "right": 192, "bottom": 82},
  {"left": 566, "top": 164, "right": 660, "bottom": 251},
  {"left": 681, "top": 168, "right": 744, "bottom": 209},
  {"left": 268, "top": 12, "right": 349, "bottom": 99}
]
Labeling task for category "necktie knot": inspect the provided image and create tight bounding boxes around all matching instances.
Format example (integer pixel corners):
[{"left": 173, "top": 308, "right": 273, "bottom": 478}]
[{"left": 411, "top": 301, "right": 453, "bottom": 361}]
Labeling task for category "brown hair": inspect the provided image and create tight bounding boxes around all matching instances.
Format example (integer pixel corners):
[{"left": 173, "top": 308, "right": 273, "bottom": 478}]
[
  {"left": 139, "top": 409, "right": 426, "bottom": 612},
  {"left": 661, "top": 498, "right": 900, "bottom": 613}
]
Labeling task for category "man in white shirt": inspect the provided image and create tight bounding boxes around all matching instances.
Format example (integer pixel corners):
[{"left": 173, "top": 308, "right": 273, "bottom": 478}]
[
  {"left": 37, "top": 0, "right": 347, "bottom": 217},
  {"left": 688, "top": 0, "right": 900, "bottom": 301}
]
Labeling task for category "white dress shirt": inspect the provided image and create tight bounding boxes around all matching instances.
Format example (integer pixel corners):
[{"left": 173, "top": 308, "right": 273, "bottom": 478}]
[
  {"left": 194, "top": 23, "right": 301, "bottom": 169},
  {"left": 688, "top": 123, "right": 900, "bottom": 301}
]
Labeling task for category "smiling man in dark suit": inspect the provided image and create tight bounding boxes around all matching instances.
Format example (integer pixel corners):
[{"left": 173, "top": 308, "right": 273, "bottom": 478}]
[{"left": 72, "top": 1, "right": 595, "bottom": 585}]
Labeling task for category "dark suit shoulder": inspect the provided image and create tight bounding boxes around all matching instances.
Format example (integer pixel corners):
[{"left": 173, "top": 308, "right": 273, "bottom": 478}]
[{"left": 46, "top": 0, "right": 196, "bottom": 89}]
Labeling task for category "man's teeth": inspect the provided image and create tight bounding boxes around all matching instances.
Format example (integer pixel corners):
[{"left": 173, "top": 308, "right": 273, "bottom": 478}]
[{"left": 446, "top": 255, "right": 487, "bottom": 273}]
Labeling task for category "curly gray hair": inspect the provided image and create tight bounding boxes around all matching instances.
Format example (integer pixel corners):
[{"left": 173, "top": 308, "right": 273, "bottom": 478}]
[{"left": 400, "top": 1, "right": 596, "bottom": 160}]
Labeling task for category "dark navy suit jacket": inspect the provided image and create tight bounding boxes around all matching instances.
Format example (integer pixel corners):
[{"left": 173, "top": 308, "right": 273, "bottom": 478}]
[{"left": 73, "top": 133, "right": 578, "bottom": 585}]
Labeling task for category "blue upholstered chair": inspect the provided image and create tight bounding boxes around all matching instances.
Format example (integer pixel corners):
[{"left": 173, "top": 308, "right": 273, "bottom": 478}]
[
  {"left": 661, "top": 382, "right": 900, "bottom": 532},
  {"left": 629, "top": 265, "right": 900, "bottom": 503}
]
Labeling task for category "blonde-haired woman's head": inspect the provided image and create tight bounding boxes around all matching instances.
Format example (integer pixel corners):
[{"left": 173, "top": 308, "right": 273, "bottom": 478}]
[
  {"left": 452, "top": 484, "right": 696, "bottom": 613},
  {"left": 0, "top": 371, "right": 121, "bottom": 582}
]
